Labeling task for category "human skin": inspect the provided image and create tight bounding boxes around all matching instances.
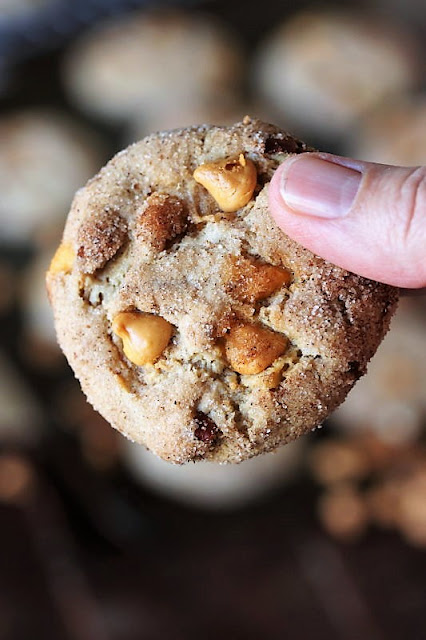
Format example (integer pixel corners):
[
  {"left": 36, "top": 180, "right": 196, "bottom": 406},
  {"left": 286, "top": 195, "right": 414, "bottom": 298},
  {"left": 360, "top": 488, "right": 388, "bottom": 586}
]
[{"left": 268, "top": 153, "right": 426, "bottom": 290}]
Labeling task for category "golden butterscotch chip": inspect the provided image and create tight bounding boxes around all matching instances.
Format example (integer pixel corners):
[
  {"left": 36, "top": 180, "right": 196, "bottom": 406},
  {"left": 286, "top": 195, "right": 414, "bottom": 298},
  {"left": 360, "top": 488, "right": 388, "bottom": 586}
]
[
  {"left": 193, "top": 153, "right": 257, "bottom": 212},
  {"left": 135, "top": 193, "right": 188, "bottom": 252},
  {"left": 112, "top": 311, "right": 173, "bottom": 366},
  {"left": 225, "top": 255, "right": 291, "bottom": 303},
  {"left": 241, "top": 356, "right": 289, "bottom": 390},
  {"left": 48, "top": 243, "right": 75, "bottom": 275},
  {"left": 224, "top": 322, "right": 289, "bottom": 375}
]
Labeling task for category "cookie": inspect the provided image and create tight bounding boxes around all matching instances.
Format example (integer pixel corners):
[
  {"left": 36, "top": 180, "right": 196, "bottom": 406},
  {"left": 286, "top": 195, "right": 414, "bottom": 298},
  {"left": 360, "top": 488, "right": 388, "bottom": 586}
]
[
  {"left": 333, "top": 298, "right": 426, "bottom": 445},
  {"left": 63, "top": 10, "right": 243, "bottom": 123},
  {"left": 47, "top": 118, "right": 398, "bottom": 464},
  {"left": 254, "top": 10, "right": 420, "bottom": 140},
  {"left": 0, "top": 351, "right": 42, "bottom": 445},
  {"left": 125, "top": 99, "right": 245, "bottom": 145},
  {"left": 0, "top": 110, "right": 104, "bottom": 245}
]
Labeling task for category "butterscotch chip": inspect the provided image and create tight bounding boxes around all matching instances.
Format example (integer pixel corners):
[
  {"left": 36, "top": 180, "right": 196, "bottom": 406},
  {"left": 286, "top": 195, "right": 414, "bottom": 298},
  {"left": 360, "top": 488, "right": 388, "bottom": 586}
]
[
  {"left": 112, "top": 311, "right": 173, "bottom": 366},
  {"left": 47, "top": 118, "right": 397, "bottom": 464},
  {"left": 225, "top": 255, "right": 291, "bottom": 304},
  {"left": 48, "top": 243, "right": 75, "bottom": 276},
  {"left": 224, "top": 322, "right": 289, "bottom": 375},
  {"left": 193, "top": 154, "right": 257, "bottom": 212}
]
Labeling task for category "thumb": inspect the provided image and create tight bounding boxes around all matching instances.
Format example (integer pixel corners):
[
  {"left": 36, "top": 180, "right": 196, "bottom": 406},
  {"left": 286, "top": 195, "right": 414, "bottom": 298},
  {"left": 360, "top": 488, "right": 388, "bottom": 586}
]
[{"left": 268, "top": 152, "right": 426, "bottom": 288}]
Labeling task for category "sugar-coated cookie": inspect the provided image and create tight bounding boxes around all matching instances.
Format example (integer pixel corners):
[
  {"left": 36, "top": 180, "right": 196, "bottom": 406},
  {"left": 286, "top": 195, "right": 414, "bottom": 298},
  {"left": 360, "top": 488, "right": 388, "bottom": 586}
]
[
  {"left": 63, "top": 10, "right": 243, "bottom": 123},
  {"left": 47, "top": 118, "right": 397, "bottom": 463},
  {"left": 254, "top": 10, "right": 419, "bottom": 140}
]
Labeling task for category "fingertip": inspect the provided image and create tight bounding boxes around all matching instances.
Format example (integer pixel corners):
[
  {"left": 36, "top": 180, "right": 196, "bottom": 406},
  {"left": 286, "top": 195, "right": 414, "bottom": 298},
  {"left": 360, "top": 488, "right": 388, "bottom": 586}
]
[
  {"left": 268, "top": 158, "right": 426, "bottom": 288},
  {"left": 268, "top": 157, "right": 382, "bottom": 282},
  {"left": 268, "top": 159, "right": 301, "bottom": 234},
  {"left": 268, "top": 161, "right": 285, "bottom": 222},
  {"left": 268, "top": 156, "right": 328, "bottom": 248}
]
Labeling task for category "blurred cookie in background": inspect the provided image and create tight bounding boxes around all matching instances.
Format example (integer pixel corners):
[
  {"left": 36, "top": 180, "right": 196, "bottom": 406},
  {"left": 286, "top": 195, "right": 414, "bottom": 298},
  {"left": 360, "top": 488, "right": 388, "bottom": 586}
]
[
  {"left": 63, "top": 9, "right": 244, "bottom": 124},
  {"left": 55, "top": 380, "right": 122, "bottom": 472},
  {"left": 348, "top": 94, "right": 426, "bottom": 165},
  {"left": 0, "top": 110, "right": 105, "bottom": 246},
  {"left": 253, "top": 10, "right": 420, "bottom": 145},
  {"left": 124, "top": 439, "right": 304, "bottom": 510},
  {"left": 331, "top": 298, "right": 426, "bottom": 446},
  {"left": 368, "top": 461, "right": 426, "bottom": 548},
  {"left": 317, "top": 484, "right": 369, "bottom": 542},
  {"left": 0, "top": 350, "right": 43, "bottom": 445},
  {"left": 125, "top": 99, "right": 247, "bottom": 144},
  {"left": 124, "top": 100, "right": 277, "bottom": 144}
]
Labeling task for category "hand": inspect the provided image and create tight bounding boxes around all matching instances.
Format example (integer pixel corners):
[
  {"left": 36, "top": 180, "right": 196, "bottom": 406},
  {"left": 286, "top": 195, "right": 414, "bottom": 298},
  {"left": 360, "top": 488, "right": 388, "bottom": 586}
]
[{"left": 268, "top": 153, "right": 426, "bottom": 289}]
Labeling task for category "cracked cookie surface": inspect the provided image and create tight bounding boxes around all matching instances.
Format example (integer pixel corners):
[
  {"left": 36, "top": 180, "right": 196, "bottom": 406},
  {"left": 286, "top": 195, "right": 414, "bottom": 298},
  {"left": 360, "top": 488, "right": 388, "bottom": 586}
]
[{"left": 47, "top": 118, "right": 398, "bottom": 463}]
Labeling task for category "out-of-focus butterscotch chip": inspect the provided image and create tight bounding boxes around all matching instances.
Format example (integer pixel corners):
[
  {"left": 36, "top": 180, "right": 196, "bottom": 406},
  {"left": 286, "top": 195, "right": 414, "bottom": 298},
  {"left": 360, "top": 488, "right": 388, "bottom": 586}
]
[
  {"left": 224, "top": 322, "right": 288, "bottom": 374},
  {"left": 48, "top": 243, "right": 75, "bottom": 276},
  {"left": 225, "top": 255, "right": 291, "bottom": 304},
  {"left": 359, "top": 432, "right": 408, "bottom": 470},
  {"left": 0, "top": 454, "right": 35, "bottom": 505},
  {"left": 366, "top": 481, "right": 401, "bottom": 528},
  {"left": 394, "top": 469, "right": 426, "bottom": 547},
  {"left": 318, "top": 485, "right": 369, "bottom": 542},
  {"left": 309, "top": 439, "right": 371, "bottom": 486},
  {"left": 364, "top": 463, "right": 426, "bottom": 547}
]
